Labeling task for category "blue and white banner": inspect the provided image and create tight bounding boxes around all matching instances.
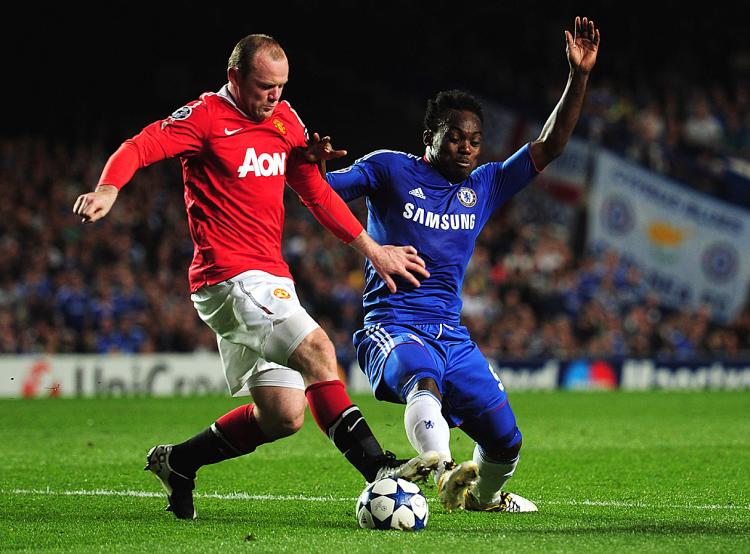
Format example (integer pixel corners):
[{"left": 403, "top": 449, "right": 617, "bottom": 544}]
[{"left": 589, "top": 150, "right": 750, "bottom": 322}]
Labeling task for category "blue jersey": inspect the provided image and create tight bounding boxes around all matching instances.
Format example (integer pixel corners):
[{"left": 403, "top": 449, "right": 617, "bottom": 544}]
[{"left": 327, "top": 144, "right": 538, "bottom": 325}]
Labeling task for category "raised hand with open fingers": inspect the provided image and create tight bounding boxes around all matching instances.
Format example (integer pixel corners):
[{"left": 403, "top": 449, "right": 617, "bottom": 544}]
[{"left": 565, "top": 16, "right": 600, "bottom": 74}]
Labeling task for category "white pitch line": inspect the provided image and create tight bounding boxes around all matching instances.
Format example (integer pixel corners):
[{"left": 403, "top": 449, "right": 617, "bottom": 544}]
[
  {"left": 2, "top": 489, "right": 748, "bottom": 511},
  {"left": 3, "top": 488, "right": 351, "bottom": 502},
  {"left": 541, "top": 499, "right": 750, "bottom": 511}
]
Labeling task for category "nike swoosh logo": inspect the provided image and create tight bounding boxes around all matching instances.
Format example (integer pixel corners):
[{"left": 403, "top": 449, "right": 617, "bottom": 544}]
[
  {"left": 224, "top": 127, "right": 243, "bottom": 135},
  {"left": 347, "top": 417, "right": 364, "bottom": 433}
]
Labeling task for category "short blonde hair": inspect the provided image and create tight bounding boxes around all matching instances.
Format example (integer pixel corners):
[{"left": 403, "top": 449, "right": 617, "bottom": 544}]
[{"left": 227, "top": 34, "right": 286, "bottom": 78}]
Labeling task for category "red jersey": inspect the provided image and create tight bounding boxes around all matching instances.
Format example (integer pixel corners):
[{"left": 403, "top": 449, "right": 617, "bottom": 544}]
[{"left": 98, "top": 86, "right": 363, "bottom": 292}]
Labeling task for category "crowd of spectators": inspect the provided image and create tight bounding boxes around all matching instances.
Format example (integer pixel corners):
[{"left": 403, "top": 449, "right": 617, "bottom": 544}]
[
  {"left": 574, "top": 80, "right": 750, "bottom": 207},
  {"left": 0, "top": 138, "right": 216, "bottom": 356},
  {"left": 2, "top": 87, "right": 749, "bottom": 369},
  {"left": 464, "top": 217, "right": 750, "bottom": 362},
  {"left": 535, "top": 76, "right": 750, "bottom": 208}
]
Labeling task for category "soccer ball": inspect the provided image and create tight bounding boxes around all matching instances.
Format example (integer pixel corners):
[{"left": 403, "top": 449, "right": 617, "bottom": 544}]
[{"left": 356, "top": 477, "right": 429, "bottom": 531}]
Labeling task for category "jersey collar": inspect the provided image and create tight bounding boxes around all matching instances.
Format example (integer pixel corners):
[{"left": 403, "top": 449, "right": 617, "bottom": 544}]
[
  {"left": 421, "top": 155, "right": 461, "bottom": 186},
  {"left": 217, "top": 84, "right": 253, "bottom": 119}
]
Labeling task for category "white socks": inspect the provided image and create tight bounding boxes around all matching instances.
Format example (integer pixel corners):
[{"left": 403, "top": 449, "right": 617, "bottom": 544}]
[
  {"left": 404, "top": 389, "right": 520, "bottom": 497},
  {"left": 471, "top": 443, "right": 519, "bottom": 503},
  {"left": 404, "top": 389, "right": 452, "bottom": 481}
]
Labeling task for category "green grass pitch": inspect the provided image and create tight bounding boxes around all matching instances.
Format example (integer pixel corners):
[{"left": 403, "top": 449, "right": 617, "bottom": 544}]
[{"left": 1, "top": 391, "right": 748, "bottom": 552}]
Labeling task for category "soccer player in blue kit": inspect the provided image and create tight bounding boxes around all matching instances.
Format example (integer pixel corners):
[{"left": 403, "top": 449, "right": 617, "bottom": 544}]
[{"left": 323, "top": 17, "right": 600, "bottom": 512}]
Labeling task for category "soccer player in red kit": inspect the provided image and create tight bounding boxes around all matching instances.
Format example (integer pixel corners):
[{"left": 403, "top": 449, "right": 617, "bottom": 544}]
[{"left": 73, "top": 34, "right": 438, "bottom": 520}]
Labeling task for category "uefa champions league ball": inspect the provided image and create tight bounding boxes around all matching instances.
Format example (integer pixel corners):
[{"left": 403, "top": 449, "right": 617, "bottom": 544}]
[{"left": 356, "top": 477, "right": 429, "bottom": 531}]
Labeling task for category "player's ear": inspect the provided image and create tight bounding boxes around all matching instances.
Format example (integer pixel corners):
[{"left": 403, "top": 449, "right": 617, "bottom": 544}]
[
  {"left": 423, "top": 130, "right": 433, "bottom": 147},
  {"left": 227, "top": 66, "right": 240, "bottom": 87}
]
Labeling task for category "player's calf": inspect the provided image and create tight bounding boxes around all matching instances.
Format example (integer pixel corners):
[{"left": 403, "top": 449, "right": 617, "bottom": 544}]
[{"left": 145, "top": 404, "right": 271, "bottom": 519}]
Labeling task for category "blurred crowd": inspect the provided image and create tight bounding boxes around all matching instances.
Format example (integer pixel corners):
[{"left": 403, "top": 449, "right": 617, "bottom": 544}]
[
  {"left": 555, "top": 79, "right": 750, "bottom": 207},
  {"left": 464, "top": 217, "right": 750, "bottom": 362},
  {"left": 0, "top": 138, "right": 215, "bottom": 356},
  {"left": 1, "top": 93, "right": 749, "bottom": 366}
]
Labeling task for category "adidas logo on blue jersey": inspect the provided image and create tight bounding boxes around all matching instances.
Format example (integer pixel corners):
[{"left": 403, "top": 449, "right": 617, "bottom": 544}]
[{"left": 409, "top": 187, "right": 426, "bottom": 199}]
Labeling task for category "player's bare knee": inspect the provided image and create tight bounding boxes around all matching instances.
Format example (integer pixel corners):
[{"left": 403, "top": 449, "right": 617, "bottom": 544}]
[
  {"left": 273, "top": 410, "right": 305, "bottom": 438},
  {"left": 252, "top": 388, "right": 306, "bottom": 439},
  {"left": 415, "top": 377, "right": 441, "bottom": 399},
  {"left": 256, "top": 403, "right": 305, "bottom": 439}
]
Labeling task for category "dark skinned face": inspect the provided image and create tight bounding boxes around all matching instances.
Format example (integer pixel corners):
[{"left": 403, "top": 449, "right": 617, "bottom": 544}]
[{"left": 424, "top": 109, "right": 482, "bottom": 183}]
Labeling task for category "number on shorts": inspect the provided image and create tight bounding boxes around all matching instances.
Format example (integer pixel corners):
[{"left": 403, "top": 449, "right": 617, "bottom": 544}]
[{"left": 487, "top": 362, "right": 505, "bottom": 392}]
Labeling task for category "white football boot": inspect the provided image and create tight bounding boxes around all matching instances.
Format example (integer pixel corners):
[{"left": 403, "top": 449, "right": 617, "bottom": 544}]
[
  {"left": 373, "top": 450, "right": 440, "bottom": 483},
  {"left": 437, "top": 460, "right": 479, "bottom": 512},
  {"left": 464, "top": 489, "right": 538, "bottom": 512}
]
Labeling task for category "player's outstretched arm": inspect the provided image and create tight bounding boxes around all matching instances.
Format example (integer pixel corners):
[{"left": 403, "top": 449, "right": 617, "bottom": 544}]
[
  {"left": 72, "top": 136, "right": 149, "bottom": 224},
  {"left": 73, "top": 184, "right": 119, "bottom": 224},
  {"left": 530, "top": 16, "right": 600, "bottom": 170},
  {"left": 349, "top": 232, "right": 430, "bottom": 293}
]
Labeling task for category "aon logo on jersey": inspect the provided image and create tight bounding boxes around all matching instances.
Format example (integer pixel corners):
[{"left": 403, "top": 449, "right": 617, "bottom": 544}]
[{"left": 237, "top": 148, "right": 286, "bottom": 177}]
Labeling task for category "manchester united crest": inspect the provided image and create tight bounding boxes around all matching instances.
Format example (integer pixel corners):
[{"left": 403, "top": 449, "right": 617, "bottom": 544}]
[
  {"left": 273, "top": 288, "right": 291, "bottom": 300},
  {"left": 272, "top": 118, "right": 287, "bottom": 135},
  {"left": 457, "top": 187, "right": 477, "bottom": 208}
]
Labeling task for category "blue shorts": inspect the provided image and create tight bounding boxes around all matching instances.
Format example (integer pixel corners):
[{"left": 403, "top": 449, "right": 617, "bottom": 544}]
[{"left": 353, "top": 322, "right": 510, "bottom": 428}]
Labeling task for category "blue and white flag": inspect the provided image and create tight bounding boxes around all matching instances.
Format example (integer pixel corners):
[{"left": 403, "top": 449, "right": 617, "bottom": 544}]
[{"left": 588, "top": 150, "right": 750, "bottom": 322}]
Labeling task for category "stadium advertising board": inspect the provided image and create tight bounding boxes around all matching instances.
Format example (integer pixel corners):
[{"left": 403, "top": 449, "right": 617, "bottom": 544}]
[
  {"left": 2, "top": 356, "right": 749, "bottom": 397},
  {"left": 589, "top": 150, "right": 750, "bottom": 322},
  {"left": 493, "top": 359, "right": 750, "bottom": 391},
  {"left": 0, "top": 354, "right": 226, "bottom": 398}
]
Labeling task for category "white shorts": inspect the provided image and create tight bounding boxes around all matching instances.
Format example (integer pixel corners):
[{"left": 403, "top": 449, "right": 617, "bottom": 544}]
[{"left": 191, "top": 270, "right": 318, "bottom": 396}]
